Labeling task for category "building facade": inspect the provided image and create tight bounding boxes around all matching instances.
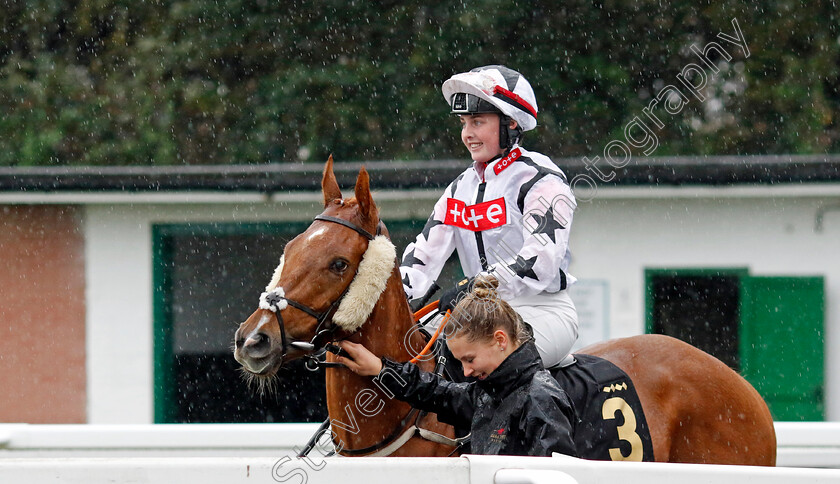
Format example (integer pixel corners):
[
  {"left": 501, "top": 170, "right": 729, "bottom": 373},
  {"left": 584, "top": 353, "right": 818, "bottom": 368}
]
[{"left": 0, "top": 156, "right": 837, "bottom": 423}]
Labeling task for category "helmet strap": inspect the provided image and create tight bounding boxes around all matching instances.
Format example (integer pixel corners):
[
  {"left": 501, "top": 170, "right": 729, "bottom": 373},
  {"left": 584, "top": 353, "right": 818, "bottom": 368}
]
[{"left": 499, "top": 115, "right": 523, "bottom": 150}]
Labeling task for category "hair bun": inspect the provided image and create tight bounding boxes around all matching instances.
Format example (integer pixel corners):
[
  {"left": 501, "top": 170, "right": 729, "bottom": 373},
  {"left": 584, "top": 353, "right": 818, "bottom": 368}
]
[
  {"left": 471, "top": 274, "right": 499, "bottom": 299},
  {"left": 451, "top": 273, "right": 525, "bottom": 346}
]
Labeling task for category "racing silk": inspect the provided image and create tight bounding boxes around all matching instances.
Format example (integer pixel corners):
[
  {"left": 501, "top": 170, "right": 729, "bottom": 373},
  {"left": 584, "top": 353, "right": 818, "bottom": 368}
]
[{"left": 401, "top": 145, "right": 576, "bottom": 301}]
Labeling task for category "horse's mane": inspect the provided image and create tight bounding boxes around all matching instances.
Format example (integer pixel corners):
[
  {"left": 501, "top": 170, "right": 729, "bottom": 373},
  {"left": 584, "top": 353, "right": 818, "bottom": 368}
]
[{"left": 331, "top": 234, "right": 395, "bottom": 332}]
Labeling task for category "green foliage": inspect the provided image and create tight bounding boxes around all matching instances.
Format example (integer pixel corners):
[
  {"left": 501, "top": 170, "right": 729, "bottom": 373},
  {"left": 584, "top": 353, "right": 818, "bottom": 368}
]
[{"left": 0, "top": 0, "right": 837, "bottom": 166}]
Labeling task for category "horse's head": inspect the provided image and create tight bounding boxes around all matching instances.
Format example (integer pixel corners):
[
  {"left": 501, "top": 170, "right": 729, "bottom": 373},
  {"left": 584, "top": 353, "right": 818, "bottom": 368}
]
[{"left": 233, "top": 156, "right": 396, "bottom": 379}]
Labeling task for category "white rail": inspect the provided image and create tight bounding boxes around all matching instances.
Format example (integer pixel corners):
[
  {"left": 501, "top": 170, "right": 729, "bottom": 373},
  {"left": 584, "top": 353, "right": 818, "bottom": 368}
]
[
  {"left": 774, "top": 422, "right": 840, "bottom": 468},
  {"left": 1, "top": 454, "right": 840, "bottom": 484},
  {"left": 0, "top": 423, "right": 316, "bottom": 457},
  {"left": 0, "top": 422, "right": 838, "bottom": 467}
]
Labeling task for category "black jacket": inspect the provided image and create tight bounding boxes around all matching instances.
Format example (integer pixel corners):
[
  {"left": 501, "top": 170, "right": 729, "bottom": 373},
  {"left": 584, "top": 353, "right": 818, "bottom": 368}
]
[{"left": 379, "top": 341, "right": 578, "bottom": 457}]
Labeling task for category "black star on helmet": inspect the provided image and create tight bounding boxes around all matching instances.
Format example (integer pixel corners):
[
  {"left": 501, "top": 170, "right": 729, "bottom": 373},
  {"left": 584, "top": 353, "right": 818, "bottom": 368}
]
[
  {"left": 402, "top": 273, "right": 412, "bottom": 289},
  {"left": 508, "top": 255, "right": 539, "bottom": 281},
  {"left": 530, "top": 207, "right": 566, "bottom": 243}
]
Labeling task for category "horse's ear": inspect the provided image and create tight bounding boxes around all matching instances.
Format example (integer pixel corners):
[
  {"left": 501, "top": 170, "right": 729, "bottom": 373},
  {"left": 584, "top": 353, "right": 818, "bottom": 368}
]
[
  {"left": 322, "top": 155, "right": 342, "bottom": 207},
  {"left": 354, "top": 166, "right": 378, "bottom": 228}
]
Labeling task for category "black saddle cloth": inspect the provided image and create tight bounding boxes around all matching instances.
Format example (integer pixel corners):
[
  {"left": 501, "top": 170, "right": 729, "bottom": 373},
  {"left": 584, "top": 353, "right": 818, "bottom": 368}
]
[{"left": 552, "top": 353, "right": 655, "bottom": 461}]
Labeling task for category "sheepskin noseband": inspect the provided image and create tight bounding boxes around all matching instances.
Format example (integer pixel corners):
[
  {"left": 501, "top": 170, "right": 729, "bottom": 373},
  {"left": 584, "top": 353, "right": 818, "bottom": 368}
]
[
  {"left": 259, "top": 235, "right": 395, "bottom": 333},
  {"left": 332, "top": 235, "right": 395, "bottom": 332},
  {"left": 265, "top": 254, "right": 285, "bottom": 292}
]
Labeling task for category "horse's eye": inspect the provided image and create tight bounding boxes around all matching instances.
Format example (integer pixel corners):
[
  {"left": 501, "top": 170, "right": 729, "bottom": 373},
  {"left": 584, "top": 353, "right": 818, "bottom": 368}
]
[{"left": 330, "top": 259, "right": 349, "bottom": 274}]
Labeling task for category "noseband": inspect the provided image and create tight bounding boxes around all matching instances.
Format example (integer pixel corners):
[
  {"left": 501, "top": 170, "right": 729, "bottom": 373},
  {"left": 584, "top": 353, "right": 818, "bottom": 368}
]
[
  {"left": 259, "top": 214, "right": 382, "bottom": 369},
  {"left": 258, "top": 214, "right": 464, "bottom": 457}
]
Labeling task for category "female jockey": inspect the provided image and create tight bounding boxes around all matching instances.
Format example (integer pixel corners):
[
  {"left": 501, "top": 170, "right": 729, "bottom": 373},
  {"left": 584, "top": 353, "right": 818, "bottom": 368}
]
[{"left": 400, "top": 65, "right": 579, "bottom": 369}]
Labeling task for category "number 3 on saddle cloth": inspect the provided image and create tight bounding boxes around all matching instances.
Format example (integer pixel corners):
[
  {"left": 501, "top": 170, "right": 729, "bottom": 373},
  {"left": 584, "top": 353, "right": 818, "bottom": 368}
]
[{"left": 553, "top": 354, "right": 656, "bottom": 462}]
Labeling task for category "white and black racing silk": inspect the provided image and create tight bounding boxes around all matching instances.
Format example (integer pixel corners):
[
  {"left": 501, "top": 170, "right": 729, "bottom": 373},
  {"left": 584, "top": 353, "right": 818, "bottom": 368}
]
[{"left": 401, "top": 145, "right": 576, "bottom": 301}]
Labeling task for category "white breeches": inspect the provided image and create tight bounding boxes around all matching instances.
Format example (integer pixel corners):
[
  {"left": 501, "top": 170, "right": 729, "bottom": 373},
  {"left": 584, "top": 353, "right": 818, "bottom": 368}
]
[
  {"left": 509, "top": 290, "right": 579, "bottom": 369},
  {"left": 423, "top": 289, "right": 579, "bottom": 369}
]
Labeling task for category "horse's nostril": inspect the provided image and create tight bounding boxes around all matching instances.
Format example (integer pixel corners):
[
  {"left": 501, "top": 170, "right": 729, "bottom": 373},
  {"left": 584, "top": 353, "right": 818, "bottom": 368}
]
[
  {"left": 235, "top": 337, "right": 245, "bottom": 349},
  {"left": 244, "top": 332, "right": 270, "bottom": 349}
]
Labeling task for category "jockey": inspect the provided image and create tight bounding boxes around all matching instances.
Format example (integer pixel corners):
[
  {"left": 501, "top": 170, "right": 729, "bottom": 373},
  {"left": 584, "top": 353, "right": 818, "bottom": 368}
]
[{"left": 400, "top": 65, "right": 579, "bottom": 369}]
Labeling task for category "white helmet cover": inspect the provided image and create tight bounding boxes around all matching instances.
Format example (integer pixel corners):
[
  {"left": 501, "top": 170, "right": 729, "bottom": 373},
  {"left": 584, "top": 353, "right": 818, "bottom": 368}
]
[{"left": 441, "top": 65, "right": 538, "bottom": 131}]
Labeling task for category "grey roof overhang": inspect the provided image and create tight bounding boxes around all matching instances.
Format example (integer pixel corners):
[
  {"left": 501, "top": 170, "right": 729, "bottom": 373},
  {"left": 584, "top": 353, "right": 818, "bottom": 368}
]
[{"left": 0, "top": 155, "right": 838, "bottom": 193}]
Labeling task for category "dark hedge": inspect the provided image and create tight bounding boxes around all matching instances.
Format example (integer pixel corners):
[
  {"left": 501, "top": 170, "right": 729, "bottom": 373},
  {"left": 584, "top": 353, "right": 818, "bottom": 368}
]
[{"left": 0, "top": 1, "right": 837, "bottom": 166}]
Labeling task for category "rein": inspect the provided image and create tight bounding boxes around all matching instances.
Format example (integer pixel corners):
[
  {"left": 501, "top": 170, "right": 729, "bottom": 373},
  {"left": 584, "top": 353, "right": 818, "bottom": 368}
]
[
  {"left": 298, "top": 343, "right": 469, "bottom": 459},
  {"left": 296, "top": 303, "right": 463, "bottom": 458},
  {"left": 409, "top": 301, "right": 450, "bottom": 364},
  {"left": 330, "top": 307, "right": 458, "bottom": 457}
]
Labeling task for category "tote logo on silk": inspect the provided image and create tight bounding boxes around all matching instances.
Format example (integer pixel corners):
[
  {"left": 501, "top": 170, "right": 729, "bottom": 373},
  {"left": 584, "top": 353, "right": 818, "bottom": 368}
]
[
  {"left": 444, "top": 197, "right": 507, "bottom": 231},
  {"left": 493, "top": 148, "right": 521, "bottom": 175}
]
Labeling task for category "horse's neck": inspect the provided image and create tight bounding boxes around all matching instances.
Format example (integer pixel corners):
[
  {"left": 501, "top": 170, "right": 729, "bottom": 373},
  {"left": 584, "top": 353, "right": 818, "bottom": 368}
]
[
  {"left": 326, "top": 266, "right": 426, "bottom": 450},
  {"left": 363, "top": 268, "right": 416, "bottom": 361},
  {"left": 332, "top": 265, "right": 420, "bottom": 375}
]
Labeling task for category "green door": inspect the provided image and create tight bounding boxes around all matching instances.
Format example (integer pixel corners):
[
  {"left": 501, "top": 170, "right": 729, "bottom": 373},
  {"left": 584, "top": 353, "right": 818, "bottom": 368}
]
[
  {"left": 740, "top": 276, "right": 825, "bottom": 421},
  {"left": 152, "top": 222, "right": 327, "bottom": 423}
]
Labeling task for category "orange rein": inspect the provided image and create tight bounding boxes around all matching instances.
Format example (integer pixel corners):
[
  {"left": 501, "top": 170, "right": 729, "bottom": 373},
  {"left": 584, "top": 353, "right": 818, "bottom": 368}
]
[{"left": 409, "top": 301, "right": 451, "bottom": 364}]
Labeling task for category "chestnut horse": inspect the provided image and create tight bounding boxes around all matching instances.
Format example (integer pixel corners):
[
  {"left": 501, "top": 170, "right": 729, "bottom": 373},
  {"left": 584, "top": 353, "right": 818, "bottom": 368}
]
[{"left": 234, "top": 159, "right": 776, "bottom": 465}]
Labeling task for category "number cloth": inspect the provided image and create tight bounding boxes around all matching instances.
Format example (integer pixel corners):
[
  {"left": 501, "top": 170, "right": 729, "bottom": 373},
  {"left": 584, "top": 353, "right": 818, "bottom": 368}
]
[{"left": 553, "top": 353, "right": 655, "bottom": 461}]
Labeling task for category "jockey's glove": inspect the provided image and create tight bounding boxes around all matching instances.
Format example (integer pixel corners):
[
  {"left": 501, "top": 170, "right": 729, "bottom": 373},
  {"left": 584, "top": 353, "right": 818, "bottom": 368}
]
[{"left": 438, "top": 277, "right": 475, "bottom": 313}]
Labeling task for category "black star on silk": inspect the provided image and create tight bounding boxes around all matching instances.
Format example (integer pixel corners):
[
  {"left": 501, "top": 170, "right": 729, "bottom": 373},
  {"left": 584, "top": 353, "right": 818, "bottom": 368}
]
[
  {"left": 421, "top": 217, "right": 443, "bottom": 241},
  {"left": 508, "top": 255, "right": 539, "bottom": 281},
  {"left": 402, "top": 273, "right": 412, "bottom": 289},
  {"left": 403, "top": 248, "right": 425, "bottom": 267},
  {"left": 531, "top": 207, "right": 566, "bottom": 243}
]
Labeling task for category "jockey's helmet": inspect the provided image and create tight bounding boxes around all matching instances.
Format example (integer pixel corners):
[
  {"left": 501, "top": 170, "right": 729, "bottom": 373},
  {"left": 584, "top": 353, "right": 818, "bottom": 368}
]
[{"left": 442, "top": 65, "right": 538, "bottom": 149}]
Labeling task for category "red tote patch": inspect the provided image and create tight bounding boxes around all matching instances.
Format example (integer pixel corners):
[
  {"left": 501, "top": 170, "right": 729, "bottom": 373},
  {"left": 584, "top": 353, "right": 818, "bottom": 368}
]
[
  {"left": 493, "top": 148, "right": 522, "bottom": 175},
  {"left": 444, "top": 197, "right": 507, "bottom": 231}
]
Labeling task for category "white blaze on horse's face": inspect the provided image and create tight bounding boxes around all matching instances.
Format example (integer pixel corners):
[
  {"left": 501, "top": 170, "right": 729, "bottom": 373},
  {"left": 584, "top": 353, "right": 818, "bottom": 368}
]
[
  {"left": 233, "top": 311, "right": 277, "bottom": 374},
  {"left": 254, "top": 312, "right": 274, "bottom": 333},
  {"left": 236, "top": 158, "right": 393, "bottom": 379},
  {"left": 305, "top": 226, "right": 327, "bottom": 243}
]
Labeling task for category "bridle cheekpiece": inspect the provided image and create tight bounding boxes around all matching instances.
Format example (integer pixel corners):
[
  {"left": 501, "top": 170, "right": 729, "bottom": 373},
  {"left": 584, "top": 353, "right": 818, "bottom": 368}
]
[{"left": 257, "top": 213, "right": 395, "bottom": 368}]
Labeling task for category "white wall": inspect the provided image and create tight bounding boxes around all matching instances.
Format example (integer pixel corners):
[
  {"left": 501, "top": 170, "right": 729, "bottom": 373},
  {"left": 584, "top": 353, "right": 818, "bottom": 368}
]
[
  {"left": 81, "top": 184, "right": 840, "bottom": 422},
  {"left": 85, "top": 205, "right": 155, "bottom": 423}
]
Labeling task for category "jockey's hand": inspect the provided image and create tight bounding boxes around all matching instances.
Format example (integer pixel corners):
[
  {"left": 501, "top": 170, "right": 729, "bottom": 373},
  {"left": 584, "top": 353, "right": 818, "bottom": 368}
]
[
  {"left": 336, "top": 341, "right": 383, "bottom": 376},
  {"left": 438, "top": 277, "right": 474, "bottom": 313}
]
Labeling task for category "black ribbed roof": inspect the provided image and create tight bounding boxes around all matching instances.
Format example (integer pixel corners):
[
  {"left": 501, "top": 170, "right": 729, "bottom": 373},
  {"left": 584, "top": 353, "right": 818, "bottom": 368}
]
[{"left": 0, "top": 155, "right": 838, "bottom": 192}]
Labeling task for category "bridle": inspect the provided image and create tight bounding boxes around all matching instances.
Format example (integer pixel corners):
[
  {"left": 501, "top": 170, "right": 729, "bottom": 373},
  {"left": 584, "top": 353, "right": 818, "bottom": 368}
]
[
  {"left": 260, "top": 214, "right": 382, "bottom": 370},
  {"left": 260, "top": 212, "right": 469, "bottom": 457}
]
